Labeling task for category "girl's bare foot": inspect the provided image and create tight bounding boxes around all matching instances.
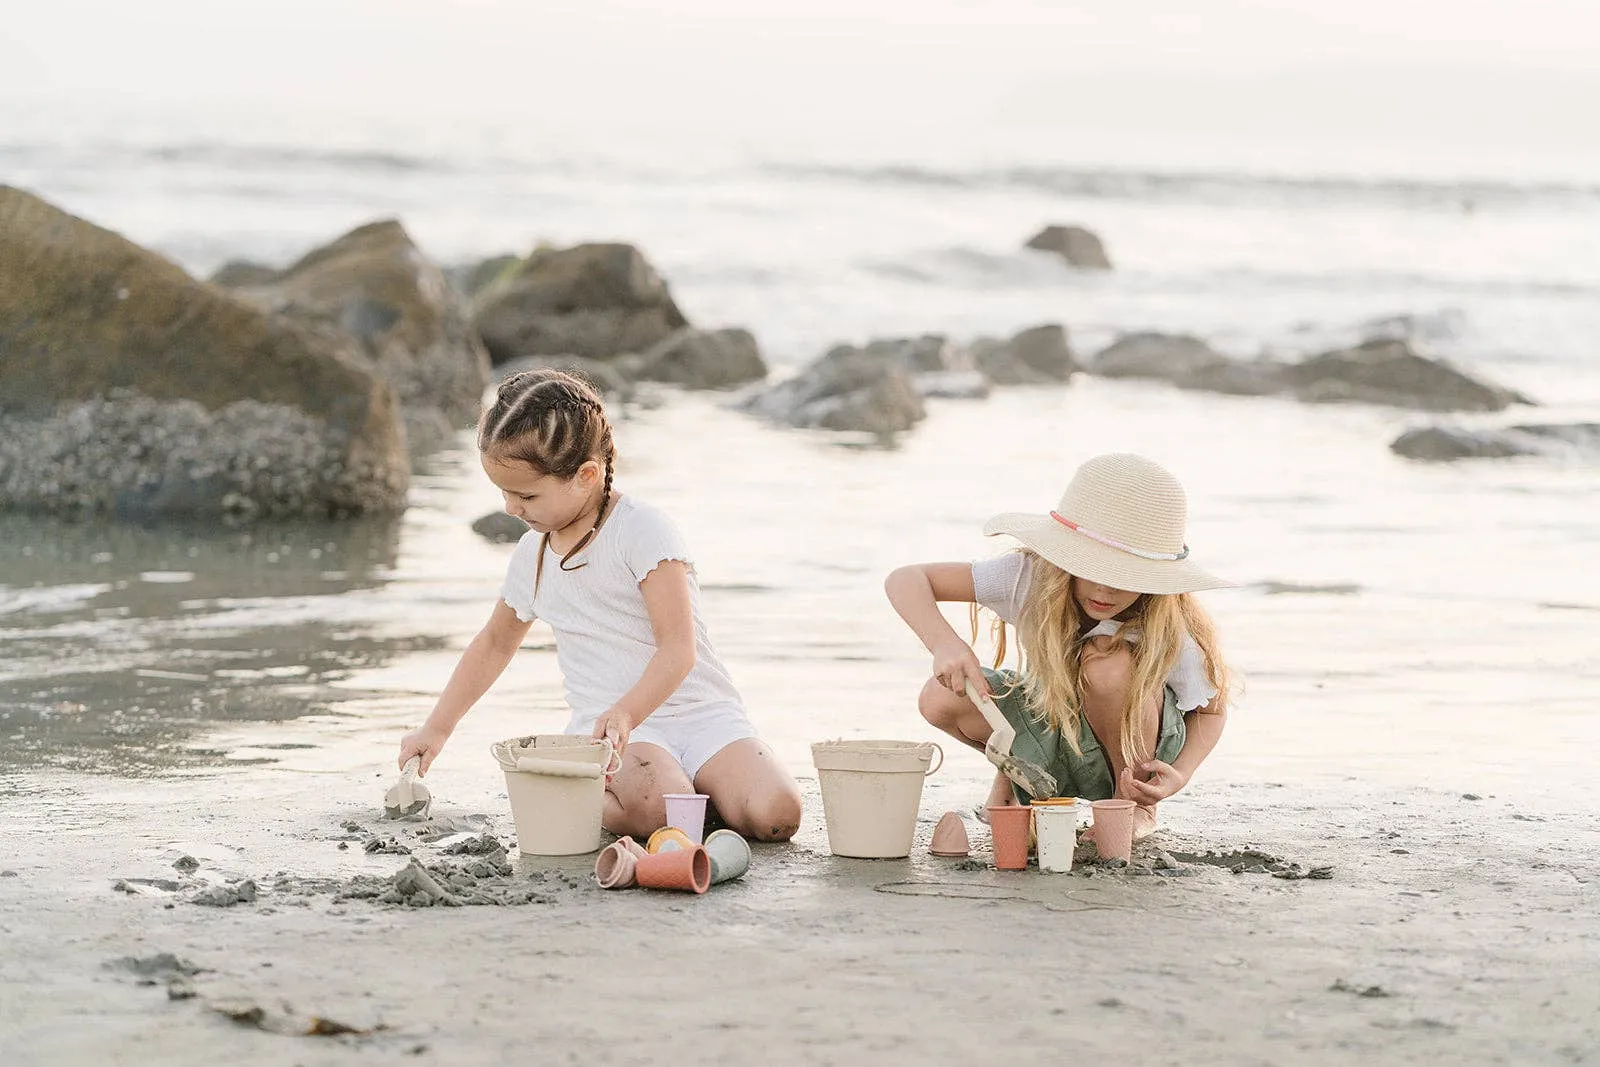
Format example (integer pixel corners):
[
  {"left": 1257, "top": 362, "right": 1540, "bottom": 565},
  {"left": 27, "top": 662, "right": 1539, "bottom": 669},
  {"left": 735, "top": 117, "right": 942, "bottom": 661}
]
[
  {"left": 1083, "top": 802, "right": 1160, "bottom": 844},
  {"left": 1131, "top": 804, "right": 1159, "bottom": 841}
]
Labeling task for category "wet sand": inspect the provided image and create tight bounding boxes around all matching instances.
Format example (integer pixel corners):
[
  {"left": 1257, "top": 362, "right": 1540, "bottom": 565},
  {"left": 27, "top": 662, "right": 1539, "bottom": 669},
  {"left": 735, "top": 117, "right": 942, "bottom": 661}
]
[{"left": 3, "top": 762, "right": 1597, "bottom": 1066}]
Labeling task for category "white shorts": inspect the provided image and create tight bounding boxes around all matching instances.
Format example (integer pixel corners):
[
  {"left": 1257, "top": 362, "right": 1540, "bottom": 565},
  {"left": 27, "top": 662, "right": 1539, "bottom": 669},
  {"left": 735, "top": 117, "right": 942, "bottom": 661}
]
[{"left": 569, "top": 703, "right": 758, "bottom": 781}]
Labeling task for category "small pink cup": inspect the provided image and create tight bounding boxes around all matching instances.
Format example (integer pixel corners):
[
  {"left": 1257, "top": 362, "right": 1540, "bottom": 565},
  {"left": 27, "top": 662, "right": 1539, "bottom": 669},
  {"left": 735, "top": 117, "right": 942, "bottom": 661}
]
[
  {"left": 1091, "top": 799, "right": 1136, "bottom": 862},
  {"left": 663, "top": 793, "right": 710, "bottom": 844}
]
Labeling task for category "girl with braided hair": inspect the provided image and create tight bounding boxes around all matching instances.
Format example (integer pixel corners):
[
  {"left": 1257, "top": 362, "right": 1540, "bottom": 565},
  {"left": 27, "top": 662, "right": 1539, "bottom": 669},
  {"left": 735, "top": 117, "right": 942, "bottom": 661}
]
[{"left": 398, "top": 368, "right": 802, "bottom": 841}]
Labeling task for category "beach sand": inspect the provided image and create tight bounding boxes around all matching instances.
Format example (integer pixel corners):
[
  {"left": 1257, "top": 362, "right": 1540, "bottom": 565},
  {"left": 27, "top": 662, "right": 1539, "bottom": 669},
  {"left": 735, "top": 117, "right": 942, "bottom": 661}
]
[{"left": 3, "top": 758, "right": 1596, "bottom": 1066}]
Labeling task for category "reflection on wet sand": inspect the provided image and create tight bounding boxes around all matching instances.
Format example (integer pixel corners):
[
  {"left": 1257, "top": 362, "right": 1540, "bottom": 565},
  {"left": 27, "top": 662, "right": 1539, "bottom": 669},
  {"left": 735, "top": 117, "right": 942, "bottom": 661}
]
[{"left": 0, "top": 511, "right": 442, "bottom": 774}]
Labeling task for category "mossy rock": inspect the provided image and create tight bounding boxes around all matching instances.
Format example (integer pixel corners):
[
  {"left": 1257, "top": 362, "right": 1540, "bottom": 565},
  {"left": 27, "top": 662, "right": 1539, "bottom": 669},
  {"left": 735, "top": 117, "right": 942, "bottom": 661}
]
[{"left": 0, "top": 185, "right": 408, "bottom": 517}]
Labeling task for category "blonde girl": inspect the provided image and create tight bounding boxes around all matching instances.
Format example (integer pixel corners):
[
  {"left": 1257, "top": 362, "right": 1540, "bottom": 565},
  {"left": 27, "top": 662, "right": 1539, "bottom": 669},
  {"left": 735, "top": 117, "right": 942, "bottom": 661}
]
[
  {"left": 885, "top": 453, "right": 1234, "bottom": 840},
  {"left": 400, "top": 369, "right": 802, "bottom": 842}
]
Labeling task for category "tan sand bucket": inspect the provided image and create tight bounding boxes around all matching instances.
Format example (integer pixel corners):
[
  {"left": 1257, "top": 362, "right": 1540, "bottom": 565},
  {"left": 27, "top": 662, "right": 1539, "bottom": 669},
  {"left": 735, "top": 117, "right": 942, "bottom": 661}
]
[
  {"left": 491, "top": 735, "right": 619, "bottom": 856},
  {"left": 811, "top": 740, "right": 943, "bottom": 859}
]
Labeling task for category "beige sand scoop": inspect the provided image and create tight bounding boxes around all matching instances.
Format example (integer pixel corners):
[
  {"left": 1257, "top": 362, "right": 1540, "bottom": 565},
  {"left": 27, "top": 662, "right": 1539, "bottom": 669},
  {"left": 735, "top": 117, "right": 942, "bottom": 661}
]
[
  {"left": 383, "top": 756, "right": 433, "bottom": 820},
  {"left": 965, "top": 680, "right": 1058, "bottom": 800}
]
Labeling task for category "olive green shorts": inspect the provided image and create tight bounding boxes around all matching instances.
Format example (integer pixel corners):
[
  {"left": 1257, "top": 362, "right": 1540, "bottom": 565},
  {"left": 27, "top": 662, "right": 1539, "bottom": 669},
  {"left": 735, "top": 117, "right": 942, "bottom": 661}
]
[{"left": 981, "top": 667, "right": 1187, "bottom": 803}]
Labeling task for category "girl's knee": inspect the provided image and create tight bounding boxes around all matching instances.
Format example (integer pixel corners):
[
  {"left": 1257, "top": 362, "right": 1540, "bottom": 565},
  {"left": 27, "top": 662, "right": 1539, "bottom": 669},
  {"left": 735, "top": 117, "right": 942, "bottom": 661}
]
[
  {"left": 1081, "top": 644, "right": 1134, "bottom": 700},
  {"left": 918, "top": 678, "right": 961, "bottom": 728},
  {"left": 733, "top": 785, "right": 802, "bottom": 842}
]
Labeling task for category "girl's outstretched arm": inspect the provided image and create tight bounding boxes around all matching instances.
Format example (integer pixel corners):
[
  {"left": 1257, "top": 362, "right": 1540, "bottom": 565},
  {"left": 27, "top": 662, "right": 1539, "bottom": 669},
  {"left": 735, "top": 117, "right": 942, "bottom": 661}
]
[
  {"left": 589, "top": 560, "right": 697, "bottom": 753},
  {"left": 400, "top": 600, "right": 533, "bottom": 773},
  {"left": 884, "top": 562, "right": 991, "bottom": 696},
  {"left": 1121, "top": 699, "right": 1227, "bottom": 803}
]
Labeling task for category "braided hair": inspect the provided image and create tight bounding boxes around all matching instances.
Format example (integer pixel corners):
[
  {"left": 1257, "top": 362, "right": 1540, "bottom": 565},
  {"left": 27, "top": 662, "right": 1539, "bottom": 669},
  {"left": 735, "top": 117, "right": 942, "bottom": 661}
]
[{"left": 478, "top": 368, "right": 616, "bottom": 594}]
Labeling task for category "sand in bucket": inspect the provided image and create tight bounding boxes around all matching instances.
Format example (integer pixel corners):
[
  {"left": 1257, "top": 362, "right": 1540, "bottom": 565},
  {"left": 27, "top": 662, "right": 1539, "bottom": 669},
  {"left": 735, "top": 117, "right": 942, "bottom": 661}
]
[
  {"left": 811, "top": 740, "right": 942, "bottom": 858},
  {"left": 491, "top": 735, "right": 617, "bottom": 856}
]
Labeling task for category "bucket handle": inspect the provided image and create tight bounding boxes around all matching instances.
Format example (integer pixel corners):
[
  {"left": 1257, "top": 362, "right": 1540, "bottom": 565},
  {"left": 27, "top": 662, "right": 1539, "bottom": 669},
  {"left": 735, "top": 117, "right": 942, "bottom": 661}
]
[
  {"left": 514, "top": 756, "right": 606, "bottom": 778},
  {"left": 491, "top": 737, "right": 621, "bottom": 776},
  {"left": 924, "top": 742, "right": 944, "bottom": 777}
]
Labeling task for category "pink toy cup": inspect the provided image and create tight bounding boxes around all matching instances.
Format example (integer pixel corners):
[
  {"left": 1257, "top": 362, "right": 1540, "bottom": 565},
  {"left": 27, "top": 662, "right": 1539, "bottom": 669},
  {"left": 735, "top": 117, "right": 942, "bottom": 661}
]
[
  {"left": 986, "top": 805, "right": 1033, "bottom": 871},
  {"left": 663, "top": 793, "right": 710, "bottom": 844},
  {"left": 1091, "top": 799, "right": 1136, "bottom": 862}
]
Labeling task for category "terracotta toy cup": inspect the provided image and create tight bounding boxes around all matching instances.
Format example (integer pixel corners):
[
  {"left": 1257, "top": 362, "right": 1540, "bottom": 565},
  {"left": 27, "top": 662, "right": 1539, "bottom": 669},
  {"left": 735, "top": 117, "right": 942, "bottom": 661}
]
[
  {"left": 986, "top": 805, "right": 1032, "bottom": 871},
  {"left": 1091, "top": 799, "right": 1136, "bottom": 862},
  {"left": 635, "top": 843, "right": 711, "bottom": 894},
  {"left": 663, "top": 793, "right": 710, "bottom": 844}
]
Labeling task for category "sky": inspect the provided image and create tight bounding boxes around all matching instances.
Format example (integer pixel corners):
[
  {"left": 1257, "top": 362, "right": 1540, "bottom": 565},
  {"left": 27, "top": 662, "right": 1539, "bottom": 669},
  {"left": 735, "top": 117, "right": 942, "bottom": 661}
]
[{"left": 2, "top": 1, "right": 1597, "bottom": 172}]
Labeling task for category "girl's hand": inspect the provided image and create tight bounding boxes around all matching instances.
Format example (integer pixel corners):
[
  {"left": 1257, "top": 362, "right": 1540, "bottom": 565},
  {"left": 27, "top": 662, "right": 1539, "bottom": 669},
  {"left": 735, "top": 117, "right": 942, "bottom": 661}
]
[
  {"left": 591, "top": 706, "right": 633, "bottom": 756},
  {"left": 1119, "top": 760, "right": 1189, "bottom": 804},
  {"left": 399, "top": 724, "right": 451, "bottom": 775},
  {"left": 931, "top": 640, "right": 989, "bottom": 698}
]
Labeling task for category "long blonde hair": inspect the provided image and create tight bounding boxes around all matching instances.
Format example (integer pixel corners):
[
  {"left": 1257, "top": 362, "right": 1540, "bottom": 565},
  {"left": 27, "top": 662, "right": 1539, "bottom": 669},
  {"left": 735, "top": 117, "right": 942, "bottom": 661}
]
[{"left": 971, "top": 550, "right": 1233, "bottom": 772}]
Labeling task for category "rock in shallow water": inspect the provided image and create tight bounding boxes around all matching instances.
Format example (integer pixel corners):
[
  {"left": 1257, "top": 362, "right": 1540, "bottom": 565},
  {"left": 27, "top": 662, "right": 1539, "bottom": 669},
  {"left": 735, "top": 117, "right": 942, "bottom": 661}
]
[{"left": 0, "top": 186, "right": 408, "bottom": 519}]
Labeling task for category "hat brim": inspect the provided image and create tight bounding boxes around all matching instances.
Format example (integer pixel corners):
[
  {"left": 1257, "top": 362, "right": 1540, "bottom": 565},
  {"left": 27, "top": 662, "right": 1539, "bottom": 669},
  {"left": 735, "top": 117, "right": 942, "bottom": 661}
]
[{"left": 983, "top": 511, "right": 1232, "bottom": 595}]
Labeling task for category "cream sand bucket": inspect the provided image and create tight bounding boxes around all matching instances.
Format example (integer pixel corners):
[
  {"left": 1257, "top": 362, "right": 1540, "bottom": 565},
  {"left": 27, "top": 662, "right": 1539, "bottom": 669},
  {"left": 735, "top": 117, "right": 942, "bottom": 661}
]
[
  {"left": 491, "top": 735, "right": 619, "bottom": 856},
  {"left": 811, "top": 740, "right": 943, "bottom": 859}
]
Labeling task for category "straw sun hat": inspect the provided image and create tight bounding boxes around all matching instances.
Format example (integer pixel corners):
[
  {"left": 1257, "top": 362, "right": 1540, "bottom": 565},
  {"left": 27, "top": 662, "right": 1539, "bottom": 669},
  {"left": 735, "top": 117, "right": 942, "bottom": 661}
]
[{"left": 983, "top": 453, "right": 1230, "bottom": 595}]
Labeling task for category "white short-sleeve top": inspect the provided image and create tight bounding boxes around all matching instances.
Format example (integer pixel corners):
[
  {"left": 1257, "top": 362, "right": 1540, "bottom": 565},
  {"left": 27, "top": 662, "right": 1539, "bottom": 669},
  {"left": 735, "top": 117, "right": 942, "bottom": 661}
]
[
  {"left": 500, "top": 495, "right": 744, "bottom": 727},
  {"left": 971, "top": 552, "right": 1219, "bottom": 711}
]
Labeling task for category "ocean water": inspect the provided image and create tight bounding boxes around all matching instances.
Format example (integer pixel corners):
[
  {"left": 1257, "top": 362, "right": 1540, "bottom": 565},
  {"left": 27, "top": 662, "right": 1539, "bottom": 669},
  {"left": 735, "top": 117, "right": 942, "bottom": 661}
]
[{"left": 2, "top": 95, "right": 1597, "bottom": 812}]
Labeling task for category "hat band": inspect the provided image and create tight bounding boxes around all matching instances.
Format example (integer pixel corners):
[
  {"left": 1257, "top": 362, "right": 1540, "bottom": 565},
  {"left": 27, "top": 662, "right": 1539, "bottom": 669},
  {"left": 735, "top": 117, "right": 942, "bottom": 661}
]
[{"left": 1050, "top": 511, "right": 1190, "bottom": 562}]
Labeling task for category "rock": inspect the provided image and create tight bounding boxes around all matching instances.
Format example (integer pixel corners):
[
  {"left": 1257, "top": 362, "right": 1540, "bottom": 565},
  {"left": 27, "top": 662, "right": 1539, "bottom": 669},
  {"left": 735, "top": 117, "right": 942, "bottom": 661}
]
[
  {"left": 1088, "top": 333, "right": 1230, "bottom": 382},
  {"left": 1390, "top": 422, "right": 1600, "bottom": 462},
  {"left": 490, "top": 355, "right": 635, "bottom": 403},
  {"left": 1283, "top": 339, "right": 1532, "bottom": 412},
  {"left": 473, "top": 243, "right": 689, "bottom": 364},
  {"left": 1175, "top": 359, "right": 1289, "bottom": 397},
  {"left": 914, "top": 371, "right": 991, "bottom": 400},
  {"left": 1024, "top": 224, "right": 1112, "bottom": 269},
  {"left": 739, "top": 344, "right": 926, "bottom": 435},
  {"left": 444, "top": 254, "right": 521, "bottom": 298},
  {"left": 228, "top": 219, "right": 491, "bottom": 428},
  {"left": 971, "top": 323, "right": 1076, "bottom": 384},
  {"left": 0, "top": 186, "right": 408, "bottom": 519},
  {"left": 1354, "top": 308, "right": 1467, "bottom": 343},
  {"left": 209, "top": 260, "right": 278, "bottom": 288},
  {"left": 635, "top": 327, "right": 768, "bottom": 389},
  {"left": 472, "top": 512, "right": 528, "bottom": 543},
  {"left": 1390, "top": 426, "right": 1538, "bottom": 461}
]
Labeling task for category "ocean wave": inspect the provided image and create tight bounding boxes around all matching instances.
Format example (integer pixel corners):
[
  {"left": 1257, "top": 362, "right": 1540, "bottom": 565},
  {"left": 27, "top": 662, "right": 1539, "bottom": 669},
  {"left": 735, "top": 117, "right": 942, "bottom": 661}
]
[
  {"left": 0, "top": 140, "right": 458, "bottom": 175},
  {"left": 857, "top": 247, "right": 1597, "bottom": 298},
  {"left": 767, "top": 161, "right": 1600, "bottom": 208}
]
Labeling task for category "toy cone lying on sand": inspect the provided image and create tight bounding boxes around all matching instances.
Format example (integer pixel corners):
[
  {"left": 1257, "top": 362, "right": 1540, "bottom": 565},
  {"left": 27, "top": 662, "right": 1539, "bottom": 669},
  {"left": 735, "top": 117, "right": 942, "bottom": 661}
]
[
  {"left": 964, "top": 681, "right": 1057, "bottom": 800},
  {"left": 600, "top": 830, "right": 751, "bottom": 889},
  {"left": 929, "top": 811, "right": 971, "bottom": 858},
  {"left": 382, "top": 756, "right": 432, "bottom": 820}
]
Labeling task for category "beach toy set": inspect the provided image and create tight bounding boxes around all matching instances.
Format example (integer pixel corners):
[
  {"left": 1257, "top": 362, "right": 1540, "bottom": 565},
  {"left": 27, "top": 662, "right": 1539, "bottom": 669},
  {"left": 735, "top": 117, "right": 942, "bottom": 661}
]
[
  {"left": 928, "top": 797, "right": 1134, "bottom": 872},
  {"left": 465, "top": 731, "right": 1129, "bottom": 883},
  {"left": 593, "top": 801, "right": 752, "bottom": 895}
]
